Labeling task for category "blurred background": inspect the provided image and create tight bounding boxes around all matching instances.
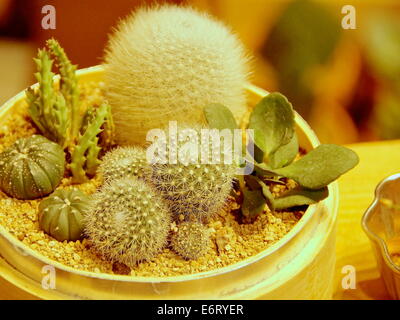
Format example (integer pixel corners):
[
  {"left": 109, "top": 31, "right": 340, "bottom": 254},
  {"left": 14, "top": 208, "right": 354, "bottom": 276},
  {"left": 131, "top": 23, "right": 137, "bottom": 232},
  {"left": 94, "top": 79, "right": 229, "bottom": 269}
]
[{"left": 0, "top": 0, "right": 399, "bottom": 144}]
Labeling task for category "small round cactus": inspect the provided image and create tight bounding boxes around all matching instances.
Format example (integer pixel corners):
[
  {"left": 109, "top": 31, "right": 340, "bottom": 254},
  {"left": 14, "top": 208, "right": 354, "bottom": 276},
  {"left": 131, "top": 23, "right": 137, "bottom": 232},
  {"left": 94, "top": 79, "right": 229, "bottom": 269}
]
[
  {"left": 104, "top": 5, "right": 250, "bottom": 145},
  {"left": 84, "top": 177, "right": 171, "bottom": 266},
  {"left": 39, "top": 188, "right": 90, "bottom": 242},
  {"left": 152, "top": 162, "right": 235, "bottom": 220},
  {"left": 97, "top": 146, "right": 149, "bottom": 182},
  {"left": 171, "top": 222, "right": 210, "bottom": 260},
  {"left": 0, "top": 135, "right": 65, "bottom": 200},
  {"left": 150, "top": 125, "right": 237, "bottom": 220}
]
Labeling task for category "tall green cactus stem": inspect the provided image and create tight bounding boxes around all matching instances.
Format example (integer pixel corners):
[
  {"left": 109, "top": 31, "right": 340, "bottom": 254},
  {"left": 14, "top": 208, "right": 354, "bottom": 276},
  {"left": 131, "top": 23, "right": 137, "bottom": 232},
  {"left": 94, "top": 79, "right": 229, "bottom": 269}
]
[
  {"left": 81, "top": 104, "right": 115, "bottom": 151},
  {"left": 39, "top": 188, "right": 90, "bottom": 241},
  {"left": 84, "top": 177, "right": 171, "bottom": 266},
  {"left": 70, "top": 103, "right": 111, "bottom": 182},
  {"left": 0, "top": 135, "right": 65, "bottom": 200},
  {"left": 47, "top": 38, "right": 80, "bottom": 147},
  {"left": 100, "top": 106, "right": 115, "bottom": 149},
  {"left": 26, "top": 50, "right": 69, "bottom": 147}
]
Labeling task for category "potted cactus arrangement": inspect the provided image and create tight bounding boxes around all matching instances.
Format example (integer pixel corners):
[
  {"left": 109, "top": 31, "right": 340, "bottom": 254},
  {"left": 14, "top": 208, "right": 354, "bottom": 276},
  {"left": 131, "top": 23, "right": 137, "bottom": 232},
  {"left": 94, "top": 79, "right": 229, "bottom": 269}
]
[{"left": 0, "top": 5, "right": 358, "bottom": 299}]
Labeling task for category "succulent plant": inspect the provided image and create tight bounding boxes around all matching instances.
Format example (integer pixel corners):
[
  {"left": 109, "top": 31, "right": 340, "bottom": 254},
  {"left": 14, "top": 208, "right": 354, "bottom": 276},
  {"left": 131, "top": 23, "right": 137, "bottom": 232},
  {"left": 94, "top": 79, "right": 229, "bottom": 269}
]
[
  {"left": 104, "top": 5, "right": 250, "bottom": 146},
  {"left": 70, "top": 103, "right": 113, "bottom": 182},
  {"left": 26, "top": 39, "right": 115, "bottom": 183},
  {"left": 97, "top": 146, "right": 149, "bottom": 182},
  {"left": 171, "top": 222, "right": 210, "bottom": 260},
  {"left": 203, "top": 92, "right": 360, "bottom": 217},
  {"left": 38, "top": 188, "right": 90, "bottom": 241},
  {"left": 47, "top": 38, "right": 80, "bottom": 144},
  {"left": 84, "top": 177, "right": 171, "bottom": 266},
  {"left": 0, "top": 135, "right": 65, "bottom": 200},
  {"left": 150, "top": 125, "right": 237, "bottom": 221},
  {"left": 26, "top": 49, "right": 70, "bottom": 147}
]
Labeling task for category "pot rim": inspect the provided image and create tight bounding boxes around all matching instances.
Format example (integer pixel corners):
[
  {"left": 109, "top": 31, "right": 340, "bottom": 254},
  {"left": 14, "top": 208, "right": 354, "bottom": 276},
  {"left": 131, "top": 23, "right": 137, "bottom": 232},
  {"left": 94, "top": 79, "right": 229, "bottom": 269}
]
[{"left": 0, "top": 65, "right": 328, "bottom": 283}]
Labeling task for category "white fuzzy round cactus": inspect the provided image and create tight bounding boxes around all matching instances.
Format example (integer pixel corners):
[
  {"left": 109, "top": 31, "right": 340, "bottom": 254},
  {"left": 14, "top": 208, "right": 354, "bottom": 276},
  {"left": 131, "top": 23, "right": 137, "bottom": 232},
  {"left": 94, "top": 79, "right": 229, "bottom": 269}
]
[{"left": 104, "top": 5, "right": 250, "bottom": 145}]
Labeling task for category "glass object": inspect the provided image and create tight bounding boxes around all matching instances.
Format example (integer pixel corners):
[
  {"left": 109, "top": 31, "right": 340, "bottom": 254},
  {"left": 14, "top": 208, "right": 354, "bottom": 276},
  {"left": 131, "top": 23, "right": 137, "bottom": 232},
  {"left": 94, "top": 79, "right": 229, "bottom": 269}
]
[{"left": 363, "top": 173, "right": 400, "bottom": 299}]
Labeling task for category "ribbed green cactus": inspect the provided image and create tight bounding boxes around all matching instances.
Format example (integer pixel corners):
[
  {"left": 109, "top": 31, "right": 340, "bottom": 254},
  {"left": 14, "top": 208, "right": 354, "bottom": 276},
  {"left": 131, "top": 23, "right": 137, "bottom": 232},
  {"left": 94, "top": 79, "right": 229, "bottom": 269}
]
[
  {"left": 97, "top": 146, "right": 149, "bottom": 182},
  {"left": 84, "top": 177, "right": 171, "bottom": 266},
  {"left": 0, "top": 135, "right": 65, "bottom": 200},
  {"left": 171, "top": 222, "right": 210, "bottom": 260},
  {"left": 39, "top": 188, "right": 90, "bottom": 241},
  {"left": 104, "top": 5, "right": 250, "bottom": 146},
  {"left": 26, "top": 39, "right": 115, "bottom": 183}
]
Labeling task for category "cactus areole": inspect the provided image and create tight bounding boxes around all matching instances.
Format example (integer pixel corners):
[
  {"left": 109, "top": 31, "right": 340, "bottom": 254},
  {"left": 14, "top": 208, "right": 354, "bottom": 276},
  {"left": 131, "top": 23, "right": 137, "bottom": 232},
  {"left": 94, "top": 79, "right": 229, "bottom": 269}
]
[{"left": 0, "top": 135, "right": 65, "bottom": 200}]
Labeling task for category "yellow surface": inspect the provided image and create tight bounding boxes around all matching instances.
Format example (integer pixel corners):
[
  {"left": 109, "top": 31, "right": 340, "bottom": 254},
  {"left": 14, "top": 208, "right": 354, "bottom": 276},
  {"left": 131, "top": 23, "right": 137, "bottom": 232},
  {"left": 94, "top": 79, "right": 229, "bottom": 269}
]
[{"left": 334, "top": 139, "right": 400, "bottom": 300}]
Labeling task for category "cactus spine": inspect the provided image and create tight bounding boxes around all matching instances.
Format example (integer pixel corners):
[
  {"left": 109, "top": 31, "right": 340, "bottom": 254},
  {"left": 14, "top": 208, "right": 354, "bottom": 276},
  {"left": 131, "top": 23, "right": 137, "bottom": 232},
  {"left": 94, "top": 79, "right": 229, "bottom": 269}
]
[
  {"left": 150, "top": 126, "right": 237, "bottom": 220},
  {"left": 97, "top": 146, "right": 149, "bottom": 182},
  {"left": 84, "top": 177, "right": 171, "bottom": 266},
  {"left": 171, "top": 222, "right": 210, "bottom": 260},
  {"left": 104, "top": 5, "right": 250, "bottom": 145}
]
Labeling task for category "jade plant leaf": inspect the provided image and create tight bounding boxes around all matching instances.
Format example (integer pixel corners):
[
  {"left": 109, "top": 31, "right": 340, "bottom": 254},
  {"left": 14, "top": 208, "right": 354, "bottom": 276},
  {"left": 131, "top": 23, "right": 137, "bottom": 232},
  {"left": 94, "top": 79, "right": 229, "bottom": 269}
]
[
  {"left": 245, "top": 175, "right": 275, "bottom": 211},
  {"left": 255, "top": 177, "right": 275, "bottom": 211},
  {"left": 241, "top": 186, "right": 266, "bottom": 218},
  {"left": 248, "top": 92, "right": 295, "bottom": 156},
  {"left": 274, "top": 144, "right": 359, "bottom": 190},
  {"left": 252, "top": 144, "right": 265, "bottom": 164},
  {"left": 253, "top": 161, "right": 278, "bottom": 177},
  {"left": 204, "top": 103, "right": 238, "bottom": 130},
  {"left": 274, "top": 186, "right": 329, "bottom": 210},
  {"left": 269, "top": 133, "right": 299, "bottom": 169}
]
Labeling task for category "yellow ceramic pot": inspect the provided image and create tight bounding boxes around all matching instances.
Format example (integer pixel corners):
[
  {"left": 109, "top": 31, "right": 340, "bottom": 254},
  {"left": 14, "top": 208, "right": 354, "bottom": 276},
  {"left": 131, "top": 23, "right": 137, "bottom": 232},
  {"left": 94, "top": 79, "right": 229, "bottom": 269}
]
[{"left": 0, "top": 66, "right": 339, "bottom": 300}]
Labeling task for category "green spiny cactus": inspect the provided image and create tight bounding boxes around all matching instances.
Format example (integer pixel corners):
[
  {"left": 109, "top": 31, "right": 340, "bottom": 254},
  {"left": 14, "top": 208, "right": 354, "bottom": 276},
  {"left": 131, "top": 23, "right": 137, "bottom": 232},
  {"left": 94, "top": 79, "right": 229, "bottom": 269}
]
[
  {"left": 84, "top": 177, "right": 171, "bottom": 266},
  {"left": 97, "top": 146, "right": 149, "bottom": 182},
  {"left": 152, "top": 162, "right": 235, "bottom": 220},
  {"left": 0, "top": 135, "right": 65, "bottom": 200},
  {"left": 38, "top": 188, "right": 90, "bottom": 241},
  {"left": 104, "top": 5, "right": 250, "bottom": 146},
  {"left": 47, "top": 38, "right": 80, "bottom": 145},
  {"left": 171, "top": 222, "right": 210, "bottom": 260},
  {"left": 81, "top": 104, "right": 115, "bottom": 151},
  {"left": 150, "top": 126, "right": 237, "bottom": 220},
  {"left": 26, "top": 49, "right": 70, "bottom": 147},
  {"left": 70, "top": 103, "right": 113, "bottom": 182},
  {"left": 26, "top": 39, "right": 115, "bottom": 184}
]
